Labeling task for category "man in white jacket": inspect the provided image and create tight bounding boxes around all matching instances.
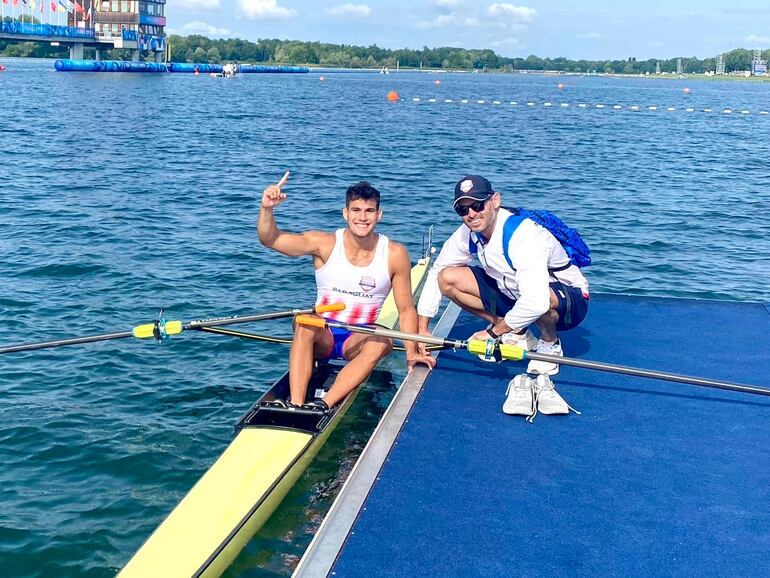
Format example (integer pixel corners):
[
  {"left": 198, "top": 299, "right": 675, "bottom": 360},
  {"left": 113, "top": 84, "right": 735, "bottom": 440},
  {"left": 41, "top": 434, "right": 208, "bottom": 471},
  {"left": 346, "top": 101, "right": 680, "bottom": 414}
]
[{"left": 416, "top": 175, "right": 590, "bottom": 416}]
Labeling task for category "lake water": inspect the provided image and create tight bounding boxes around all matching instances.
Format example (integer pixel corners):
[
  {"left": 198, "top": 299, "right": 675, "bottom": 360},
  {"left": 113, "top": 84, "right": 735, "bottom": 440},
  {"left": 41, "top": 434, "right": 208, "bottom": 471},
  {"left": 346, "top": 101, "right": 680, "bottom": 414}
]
[{"left": 1, "top": 58, "right": 769, "bottom": 577}]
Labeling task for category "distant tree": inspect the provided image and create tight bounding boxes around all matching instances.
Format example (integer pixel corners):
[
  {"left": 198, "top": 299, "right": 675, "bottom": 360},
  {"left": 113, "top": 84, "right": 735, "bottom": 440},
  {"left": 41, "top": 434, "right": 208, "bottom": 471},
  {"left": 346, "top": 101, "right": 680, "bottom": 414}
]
[
  {"left": 193, "top": 47, "right": 207, "bottom": 63},
  {"left": 206, "top": 47, "right": 221, "bottom": 63}
]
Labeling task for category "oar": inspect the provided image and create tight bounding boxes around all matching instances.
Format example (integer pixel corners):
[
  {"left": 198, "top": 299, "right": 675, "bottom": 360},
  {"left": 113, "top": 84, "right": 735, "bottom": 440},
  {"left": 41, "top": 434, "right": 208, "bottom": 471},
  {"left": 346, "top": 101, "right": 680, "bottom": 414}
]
[
  {"left": 0, "top": 304, "right": 344, "bottom": 355},
  {"left": 295, "top": 315, "right": 770, "bottom": 398}
]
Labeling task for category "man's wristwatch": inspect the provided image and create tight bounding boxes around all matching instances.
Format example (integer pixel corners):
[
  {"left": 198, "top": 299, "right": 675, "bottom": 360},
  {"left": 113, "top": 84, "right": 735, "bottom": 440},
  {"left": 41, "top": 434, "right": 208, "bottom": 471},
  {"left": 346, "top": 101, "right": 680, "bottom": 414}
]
[{"left": 485, "top": 323, "right": 500, "bottom": 340}]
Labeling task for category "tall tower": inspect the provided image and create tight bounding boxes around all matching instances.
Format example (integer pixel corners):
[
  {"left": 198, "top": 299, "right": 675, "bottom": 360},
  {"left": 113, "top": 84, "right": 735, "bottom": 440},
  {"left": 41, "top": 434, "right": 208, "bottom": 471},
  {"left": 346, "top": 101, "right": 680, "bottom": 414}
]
[
  {"left": 716, "top": 53, "right": 725, "bottom": 75},
  {"left": 676, "top": 58, "right": 683, "bottom": 75},
  {"left": 655, "top": 61, "right": 660, "bottom": 74}
]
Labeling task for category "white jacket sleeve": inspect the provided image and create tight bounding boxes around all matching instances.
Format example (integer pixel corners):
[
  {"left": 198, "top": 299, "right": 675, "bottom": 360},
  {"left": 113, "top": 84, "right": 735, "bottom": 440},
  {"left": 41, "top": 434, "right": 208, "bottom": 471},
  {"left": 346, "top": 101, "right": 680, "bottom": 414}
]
[
  {"left": 417, "top": 226, "right": 473, "bottom": 319},
  {"left": 503, "top": 240, "right": 552, "bottom": 331}
]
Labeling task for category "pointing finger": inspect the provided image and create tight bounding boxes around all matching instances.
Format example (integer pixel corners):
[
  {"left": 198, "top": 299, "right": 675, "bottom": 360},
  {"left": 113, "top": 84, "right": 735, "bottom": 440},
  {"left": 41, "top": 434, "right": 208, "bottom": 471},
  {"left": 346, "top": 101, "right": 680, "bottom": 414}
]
[{"left": 277, "top": 171, "right": 290, "bottom": 189}]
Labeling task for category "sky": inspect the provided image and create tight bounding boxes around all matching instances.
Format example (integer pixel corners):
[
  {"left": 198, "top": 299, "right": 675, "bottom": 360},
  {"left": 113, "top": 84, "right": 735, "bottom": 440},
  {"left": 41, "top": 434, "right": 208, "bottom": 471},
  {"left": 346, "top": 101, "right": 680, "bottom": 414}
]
[{"left": 166, "top": 0, "right": 770, "bottom": 60}]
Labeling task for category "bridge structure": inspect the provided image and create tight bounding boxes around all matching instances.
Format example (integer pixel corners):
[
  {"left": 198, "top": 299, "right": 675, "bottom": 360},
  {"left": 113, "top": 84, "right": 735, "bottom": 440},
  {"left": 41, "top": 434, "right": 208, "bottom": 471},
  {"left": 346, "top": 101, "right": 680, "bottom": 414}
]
[{"left": 0, "top": 0, "right": 166, "bottom": 62}]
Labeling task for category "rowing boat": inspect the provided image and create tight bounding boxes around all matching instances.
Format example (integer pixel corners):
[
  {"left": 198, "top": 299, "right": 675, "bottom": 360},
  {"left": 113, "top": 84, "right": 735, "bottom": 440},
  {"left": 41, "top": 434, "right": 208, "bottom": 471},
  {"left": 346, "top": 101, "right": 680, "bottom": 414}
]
[{"left": 117, "top": 254, "right": 432, "bottom": 578}]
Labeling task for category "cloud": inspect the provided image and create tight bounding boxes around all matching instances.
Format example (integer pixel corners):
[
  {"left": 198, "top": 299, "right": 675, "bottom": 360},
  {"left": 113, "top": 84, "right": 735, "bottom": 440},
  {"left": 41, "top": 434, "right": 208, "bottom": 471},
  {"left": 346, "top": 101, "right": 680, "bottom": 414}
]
[
  {"left": 432, "top": 0, "right": 460, "bottom": 6},
  {"left": 328, "top": 3, "right": 372, "bottom": 18},
  {"left": 180, "top": 21, "right": 231, "bottom": 36},
  {"left": 746, "top": 34, "right": 770, "bottom": 46},
  {"left": 237, "top": 0, "right": 296, "bottom": 20},
  {"left": 174, "top": 0, "right": 220, "bottom": 9},
  {"left": 418, "top": 12, "right": 479, "bottom": 29},
  {"left": 577, "top": 32, "right": 602, "bottom": 40},
  {"left": 487, "top": 3, "right": 537, "bottom": 24}
]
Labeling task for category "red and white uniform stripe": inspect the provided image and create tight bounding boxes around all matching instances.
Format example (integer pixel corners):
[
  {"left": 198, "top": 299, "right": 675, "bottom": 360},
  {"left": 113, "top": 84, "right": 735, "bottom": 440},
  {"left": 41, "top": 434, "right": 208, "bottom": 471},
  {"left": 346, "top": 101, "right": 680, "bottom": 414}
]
[{"left": 315, "top": 229, "right": 391, "bottom": 325}]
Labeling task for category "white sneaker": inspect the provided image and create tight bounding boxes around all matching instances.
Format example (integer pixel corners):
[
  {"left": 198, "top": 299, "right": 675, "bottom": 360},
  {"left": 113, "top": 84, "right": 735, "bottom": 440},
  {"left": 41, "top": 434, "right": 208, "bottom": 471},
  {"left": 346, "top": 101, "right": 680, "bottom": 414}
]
[
  {"left": 503, "top": 374, "right": 535, "bottom": 415},
  {"left": 501, "top": 329, "right": 538, "bottom": 351},
  {"left": 533, "top": 374, "right": 569, "bottom": 415},
  {"left": 527, "top": 338, "right": 563, "bottom": 375}
]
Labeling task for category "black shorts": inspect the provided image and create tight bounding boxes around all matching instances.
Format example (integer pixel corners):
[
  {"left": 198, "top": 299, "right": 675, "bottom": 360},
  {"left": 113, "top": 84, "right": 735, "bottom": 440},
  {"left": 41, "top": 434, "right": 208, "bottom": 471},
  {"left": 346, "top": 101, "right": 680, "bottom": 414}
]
[{"left": 469, "top": 266, "right": 589, "bottom": 331}]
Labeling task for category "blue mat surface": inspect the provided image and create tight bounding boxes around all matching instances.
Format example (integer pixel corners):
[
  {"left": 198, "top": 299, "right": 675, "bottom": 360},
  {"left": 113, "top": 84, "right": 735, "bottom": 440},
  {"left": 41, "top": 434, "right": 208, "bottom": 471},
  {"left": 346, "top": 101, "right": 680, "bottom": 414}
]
[{"left": 331, "top": 295, "right": 770, "bottom": 577}]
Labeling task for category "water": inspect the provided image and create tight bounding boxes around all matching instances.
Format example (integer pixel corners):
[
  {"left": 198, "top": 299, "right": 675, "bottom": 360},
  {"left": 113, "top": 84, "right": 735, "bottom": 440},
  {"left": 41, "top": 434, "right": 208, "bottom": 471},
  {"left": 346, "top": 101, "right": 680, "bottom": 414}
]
[{"left": 1, "top": 58, "right": 769, "bottom": 577}]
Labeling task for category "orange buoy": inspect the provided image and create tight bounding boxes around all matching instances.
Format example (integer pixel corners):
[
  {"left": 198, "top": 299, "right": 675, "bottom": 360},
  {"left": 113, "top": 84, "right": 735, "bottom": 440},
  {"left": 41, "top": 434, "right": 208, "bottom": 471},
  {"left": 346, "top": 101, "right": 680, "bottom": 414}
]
[
  {"left": 683, "top": 87, "right": 691, "bottom": 94},
  {"left": 557, "top": 83, "right": 565, "bottom": 89},
  {"left": 434, "top": 79, "right": 441, "bottom": 86},
  {"left": 319, "top": 76, "right": 325, "bottom": 81},
  {"left": 0, "top": 65, "right": 6, "bottom": 72},
  {"left": 387, "top": 90, "right": 401, "bottom": 102}
]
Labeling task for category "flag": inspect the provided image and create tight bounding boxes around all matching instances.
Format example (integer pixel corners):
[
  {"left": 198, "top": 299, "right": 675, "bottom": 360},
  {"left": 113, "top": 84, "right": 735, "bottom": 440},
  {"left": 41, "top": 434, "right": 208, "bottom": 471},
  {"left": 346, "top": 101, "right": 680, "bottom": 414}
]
[
  {"left": 66, "top": 0, "right": 74, "bottom": 10},
  {"left": 51, "top": 0, "right": 56, "bottom": 10},
  {"left": 2, "top": 0, "right": 8, "bottom": 6},
  {"left": 74, "top": 0, "right": 83, "bottom": 12},
  {"left": 40, "top": 0, "right": 44, "bottom": 12},
  {"left": 84, "top": 5, "right": 91, "bottom": 20},
  {"left": 30, "top": 0, "right": 36, "bottom": 10}
]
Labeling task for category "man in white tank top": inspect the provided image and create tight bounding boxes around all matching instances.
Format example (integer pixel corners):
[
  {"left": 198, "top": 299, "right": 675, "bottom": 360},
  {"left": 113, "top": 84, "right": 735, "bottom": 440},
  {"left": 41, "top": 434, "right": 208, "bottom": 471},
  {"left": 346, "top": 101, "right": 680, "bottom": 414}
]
[{"left": 258, "top": 172, "right": 435, "bottom": 409}]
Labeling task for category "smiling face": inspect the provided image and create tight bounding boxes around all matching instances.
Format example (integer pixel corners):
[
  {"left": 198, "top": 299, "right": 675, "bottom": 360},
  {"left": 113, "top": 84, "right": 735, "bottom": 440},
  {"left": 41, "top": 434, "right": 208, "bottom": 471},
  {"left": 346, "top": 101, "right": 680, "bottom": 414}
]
[
  {"left": 343, "top": 198, "right": 382, "bottom": 239},
  {"left": 456, "top": 192, "right": 501, "bottom": 238}
]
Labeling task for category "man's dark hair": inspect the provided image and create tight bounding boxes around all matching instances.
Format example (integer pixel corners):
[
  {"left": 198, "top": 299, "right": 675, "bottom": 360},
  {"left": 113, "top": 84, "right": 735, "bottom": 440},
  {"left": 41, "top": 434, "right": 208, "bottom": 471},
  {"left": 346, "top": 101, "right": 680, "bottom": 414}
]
[{"left": 345, "top": 181, "right": 381, "bottom": 209}]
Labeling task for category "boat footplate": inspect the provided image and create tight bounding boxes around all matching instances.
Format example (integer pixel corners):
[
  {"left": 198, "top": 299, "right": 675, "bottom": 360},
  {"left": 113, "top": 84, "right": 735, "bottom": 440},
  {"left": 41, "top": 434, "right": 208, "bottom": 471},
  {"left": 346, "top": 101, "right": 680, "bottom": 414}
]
[{"left": 238, "top": 401, "right": 332, "bottom": 433}]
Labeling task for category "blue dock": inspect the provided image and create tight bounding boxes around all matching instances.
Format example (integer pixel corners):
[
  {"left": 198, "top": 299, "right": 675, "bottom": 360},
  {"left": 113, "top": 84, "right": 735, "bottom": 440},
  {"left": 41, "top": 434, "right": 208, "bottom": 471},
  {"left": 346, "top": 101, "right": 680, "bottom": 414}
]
[{"left": 294, "top": 295, "right": 770, "bottom": 577}]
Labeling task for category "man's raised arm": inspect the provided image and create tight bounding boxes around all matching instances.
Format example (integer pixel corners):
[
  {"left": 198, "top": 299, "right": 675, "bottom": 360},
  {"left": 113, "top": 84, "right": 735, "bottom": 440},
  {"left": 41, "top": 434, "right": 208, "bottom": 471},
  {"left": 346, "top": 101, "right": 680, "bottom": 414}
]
[{"left": 257, "top": 171, "right": 325, "bottom": 258}]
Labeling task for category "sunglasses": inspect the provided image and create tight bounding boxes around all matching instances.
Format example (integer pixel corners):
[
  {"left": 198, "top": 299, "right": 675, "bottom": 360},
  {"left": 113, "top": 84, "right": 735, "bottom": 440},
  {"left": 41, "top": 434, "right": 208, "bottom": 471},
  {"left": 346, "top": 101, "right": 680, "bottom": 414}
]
[{"left": 454, "top": 195, "right": 492, "bottom": 217}]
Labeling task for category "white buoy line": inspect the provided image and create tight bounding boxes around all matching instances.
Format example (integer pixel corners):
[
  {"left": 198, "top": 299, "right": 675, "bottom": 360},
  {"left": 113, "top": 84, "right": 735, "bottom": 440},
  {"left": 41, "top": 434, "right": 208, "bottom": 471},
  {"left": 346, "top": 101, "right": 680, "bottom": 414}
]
[{"left": 405, "top": 97, "right": 769, "bottom": 116}]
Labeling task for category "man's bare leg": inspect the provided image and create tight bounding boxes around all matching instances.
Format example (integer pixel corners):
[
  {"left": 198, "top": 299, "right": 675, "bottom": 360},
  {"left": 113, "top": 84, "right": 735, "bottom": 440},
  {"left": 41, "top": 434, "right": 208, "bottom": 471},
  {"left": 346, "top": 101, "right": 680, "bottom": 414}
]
[
  {"left": 289, "top": 323, "right": 334, "bottom": 405},
  {"left": 321, "top": 333, "right": 392, "bottom": 408},
  {"left": 438, "top": 267, "right": 500, "bottom": 324},
  {"left": 534, "top": 289, "right": 561, "bottom": 342}
]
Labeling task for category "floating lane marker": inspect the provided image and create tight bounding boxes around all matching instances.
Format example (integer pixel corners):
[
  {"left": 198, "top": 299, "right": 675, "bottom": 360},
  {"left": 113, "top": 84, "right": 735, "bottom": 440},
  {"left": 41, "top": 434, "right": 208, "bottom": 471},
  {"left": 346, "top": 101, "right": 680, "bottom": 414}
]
[{"left": 402, "top": 98, "right": 769, "bottom": 120}]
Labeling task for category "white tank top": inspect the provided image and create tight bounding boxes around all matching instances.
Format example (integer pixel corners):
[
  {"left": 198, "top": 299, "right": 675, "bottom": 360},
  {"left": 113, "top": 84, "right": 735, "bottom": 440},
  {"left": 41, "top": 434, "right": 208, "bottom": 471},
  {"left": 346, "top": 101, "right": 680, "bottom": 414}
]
[{"left": 315, "top": 229, "right": 392, "bottom": 324}]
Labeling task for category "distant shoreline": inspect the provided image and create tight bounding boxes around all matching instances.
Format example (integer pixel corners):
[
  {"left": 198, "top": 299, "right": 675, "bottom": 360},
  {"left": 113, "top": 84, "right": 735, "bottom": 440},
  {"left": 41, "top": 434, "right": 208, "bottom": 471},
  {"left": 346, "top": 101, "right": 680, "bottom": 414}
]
[{"left": 2, "top": 56, "right": 769, "bottom": 82}]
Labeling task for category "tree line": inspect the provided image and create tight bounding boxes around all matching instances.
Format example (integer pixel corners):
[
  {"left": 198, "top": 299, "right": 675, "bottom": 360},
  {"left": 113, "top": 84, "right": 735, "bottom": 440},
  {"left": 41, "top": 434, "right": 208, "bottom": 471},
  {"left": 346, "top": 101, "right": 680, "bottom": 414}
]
[
  {"left": 1, "top": 24, "right": 768, "bottom": 74},
  {"left": 165, "top": 36, "right": 768, "bottom": 74}
]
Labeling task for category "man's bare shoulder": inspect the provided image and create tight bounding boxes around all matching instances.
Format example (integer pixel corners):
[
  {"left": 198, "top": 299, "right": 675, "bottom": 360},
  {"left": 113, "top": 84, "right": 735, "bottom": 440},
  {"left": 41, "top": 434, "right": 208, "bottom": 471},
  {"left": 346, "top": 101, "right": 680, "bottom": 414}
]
[{"left": 387, "top": 239, "right": 412, "bottom": 268}]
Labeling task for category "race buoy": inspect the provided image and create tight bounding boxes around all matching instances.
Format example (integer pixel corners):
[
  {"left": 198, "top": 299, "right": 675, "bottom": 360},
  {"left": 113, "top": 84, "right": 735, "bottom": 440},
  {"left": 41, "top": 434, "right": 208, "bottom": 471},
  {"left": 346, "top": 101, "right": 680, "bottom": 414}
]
[
  {"left": 557, "top": 83, "right": 564, "bottom": 89},
  {"left": 0, "top": 65, "right": 6, "bottom": 72},
  {"left": 387, "top": 90, "right": 400, "bottom": 102},
  {"left": 434, "top": 79, "right": 441, "bottom": 86},
  {"left": 683, "top": 87, "right": 691, "bottom": 94},
  {"left": 319, "top": 76, "right": 325, "bottom": 81}
]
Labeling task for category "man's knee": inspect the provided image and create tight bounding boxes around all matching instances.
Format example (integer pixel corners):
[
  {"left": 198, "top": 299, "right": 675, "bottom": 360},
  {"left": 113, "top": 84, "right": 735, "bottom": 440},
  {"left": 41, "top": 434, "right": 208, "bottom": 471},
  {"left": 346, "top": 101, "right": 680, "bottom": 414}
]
[
  {"left": 363, "top": 337, "right": 392, "bottom": 360},
  {"left": 438, "top": 267, "right": 467, "bottom": 297}
]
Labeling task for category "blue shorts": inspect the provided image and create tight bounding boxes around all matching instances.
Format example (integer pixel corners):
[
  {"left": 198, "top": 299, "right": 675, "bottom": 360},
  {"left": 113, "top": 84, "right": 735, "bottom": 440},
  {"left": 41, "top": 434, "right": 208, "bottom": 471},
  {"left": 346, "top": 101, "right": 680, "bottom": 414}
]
[
  {"left": 321, "top": 326, "right": 352, "bottom": 360},
  {"left": 469, "top": 266, "right": 589, "bottom": 331}
]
